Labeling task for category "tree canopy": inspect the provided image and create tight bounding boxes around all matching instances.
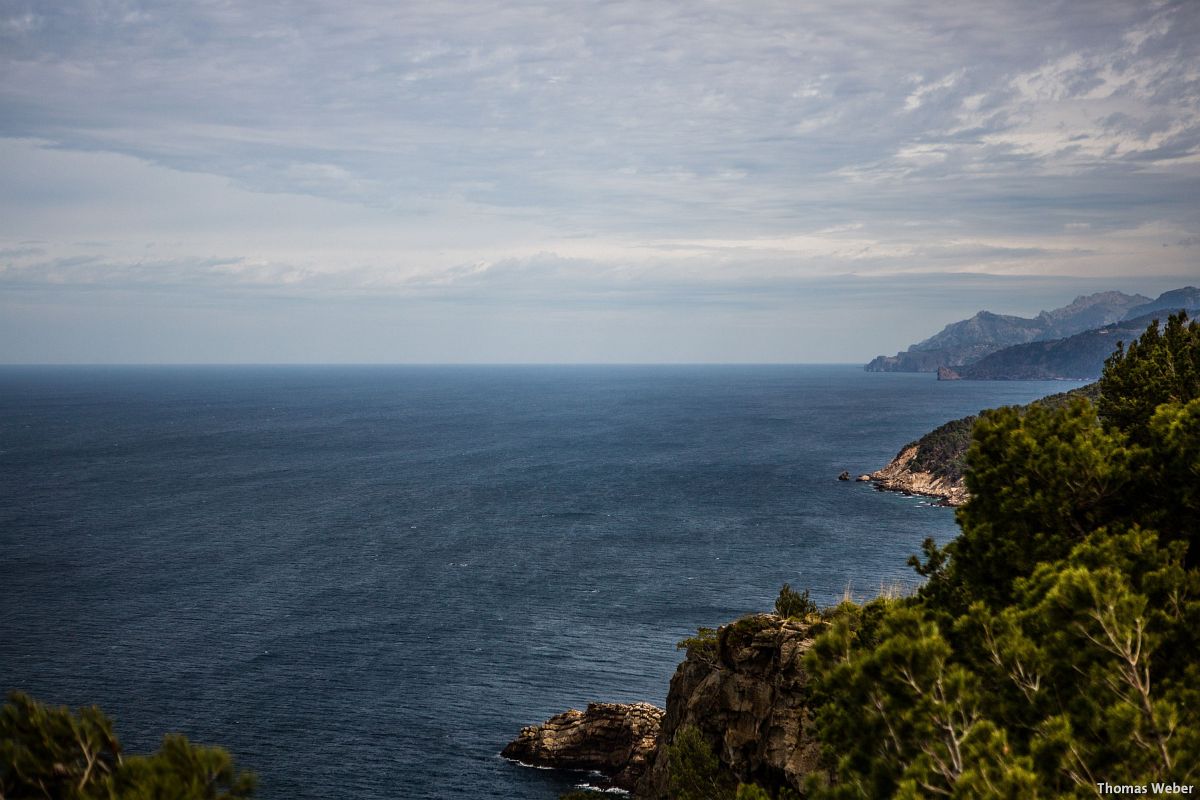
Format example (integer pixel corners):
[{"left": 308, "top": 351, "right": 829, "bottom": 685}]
[{"left": 803, "top": 312, "right": 1200, "bottom": 798}]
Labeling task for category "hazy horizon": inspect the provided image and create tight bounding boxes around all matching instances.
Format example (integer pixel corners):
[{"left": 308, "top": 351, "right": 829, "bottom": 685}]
[{"left": 2, "top": 1, "right": 1198, "bottom": 363}]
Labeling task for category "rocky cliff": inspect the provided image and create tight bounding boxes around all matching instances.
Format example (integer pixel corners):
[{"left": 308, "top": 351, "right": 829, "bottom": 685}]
[
  {"left": 870, "top": 443, "right": 970, "bottom": 506},
  {"left": 869, "top": 383, "right": 1101, "bottom": 505},
  {"left": 501, "top": 702, "right": 663, "bottom": 790},
  {"left": 635, "top": 615, "right": 822, "bottom": 799},
  {"left": 868, "top": 414, "right": 975, "bottom": 505}
]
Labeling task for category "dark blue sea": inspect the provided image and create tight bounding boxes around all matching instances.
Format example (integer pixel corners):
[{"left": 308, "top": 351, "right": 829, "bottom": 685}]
[{"left": 0, "top": 365, "right": 1076, "bottom": 798}]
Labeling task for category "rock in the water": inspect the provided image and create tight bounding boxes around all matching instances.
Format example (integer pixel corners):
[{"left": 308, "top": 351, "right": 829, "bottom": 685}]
[
  {"left": 837, "top": 470, "right": 850, "bottom": 481},
  {"left": 856, "top": 474, "right": 871, "bottom": 482},
  {"left": 937, "top": 366, "right": 962, "bottom": 381},
  {"left": 501, "top": 702, "right": 663, "bottom": 790},
  {"left": 636, "top": 615, "right": 823, "bottom": 798}
]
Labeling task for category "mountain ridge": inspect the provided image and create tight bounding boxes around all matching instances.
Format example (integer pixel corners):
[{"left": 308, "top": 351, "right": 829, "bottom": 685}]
[
  {"left": 941, "top": 304, "right": 1200, "bottom": 380},
  {"left": 864, "top": 288, "right": 1196, "bottom": 374}
]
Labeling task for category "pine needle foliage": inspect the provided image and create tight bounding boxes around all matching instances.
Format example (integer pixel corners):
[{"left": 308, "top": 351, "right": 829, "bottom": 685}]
[{"left": 802, "top": 313, "right": 1200, "bottom": 798}]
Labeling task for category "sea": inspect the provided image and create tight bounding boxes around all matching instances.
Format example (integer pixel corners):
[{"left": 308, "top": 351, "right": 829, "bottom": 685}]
[{"left": 0, "top": 365, "right": 1077, "bottom": 799}]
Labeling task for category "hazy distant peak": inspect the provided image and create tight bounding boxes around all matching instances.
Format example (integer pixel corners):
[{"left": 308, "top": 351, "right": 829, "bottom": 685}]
[
  {"left": 909, "top": 311, "right": 1039, "bottom": 353},
  {"left": 1036, "top": 291, "right": 1150, "bottom": 323},
  {"left": 866, "top": 286, "right": 1194, "bottom": 374},
  {"left": 1123, "top": 287, "right": 1200, "bottom": 320}
]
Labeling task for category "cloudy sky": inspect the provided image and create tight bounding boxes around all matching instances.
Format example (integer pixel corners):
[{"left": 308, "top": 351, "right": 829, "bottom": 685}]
[{"left": 1, "top": 0, "right": 1198, "bottom": 363}]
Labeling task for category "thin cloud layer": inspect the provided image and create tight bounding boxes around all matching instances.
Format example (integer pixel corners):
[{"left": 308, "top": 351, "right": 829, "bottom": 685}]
[{"left": 0, "top": 0, "right": 1197, "bottom": 361}]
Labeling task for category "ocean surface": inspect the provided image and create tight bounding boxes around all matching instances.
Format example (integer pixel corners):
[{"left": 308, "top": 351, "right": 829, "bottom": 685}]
[{"left": 0, "top": 365, "right": 1078, "bottom": 799}]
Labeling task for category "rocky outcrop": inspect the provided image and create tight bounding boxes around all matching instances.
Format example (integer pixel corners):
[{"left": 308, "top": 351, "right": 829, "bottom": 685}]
[
  {"left": 636, "top": 615, "right": 823, "bottom": 799},
  {"left": 870, "top": 443, "right": 968, "bottom": 506},
  {"left": 937, "top": 366, "right": 961, "bottom": 381},
  {"left": 501, "top": 702, "right": 663, "bottom": 790}
]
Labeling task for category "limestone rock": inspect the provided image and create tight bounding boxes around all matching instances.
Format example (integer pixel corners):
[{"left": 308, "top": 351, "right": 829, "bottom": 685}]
[
  {"left": 501, "top": 701, "right": 663, "bottom": 790},
  {"left": 636, "top": 615, "right": 823, "bottom": 798},
  {"left": 870, "top": 443, "right": 968, "bottom": 506}
]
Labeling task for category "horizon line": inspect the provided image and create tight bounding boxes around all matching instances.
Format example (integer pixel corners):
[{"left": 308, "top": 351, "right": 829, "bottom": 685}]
[{"left": 0, "top": 360, "right": 870, "bottom": 368}]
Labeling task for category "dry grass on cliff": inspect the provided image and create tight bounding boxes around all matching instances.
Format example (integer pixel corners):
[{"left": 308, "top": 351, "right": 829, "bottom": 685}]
[{"left": 839, "top": 578, "right": 918, "bottom": 605}]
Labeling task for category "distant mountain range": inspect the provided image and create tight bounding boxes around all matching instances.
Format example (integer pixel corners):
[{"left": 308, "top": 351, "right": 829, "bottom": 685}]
[{"left": 865, "top": 287, "right": 1200, "bottom": 380}]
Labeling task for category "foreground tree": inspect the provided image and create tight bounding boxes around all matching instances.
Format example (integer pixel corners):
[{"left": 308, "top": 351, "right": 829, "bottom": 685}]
[{"left": 0, "top": 692, "right": 255, "bottom": 800}]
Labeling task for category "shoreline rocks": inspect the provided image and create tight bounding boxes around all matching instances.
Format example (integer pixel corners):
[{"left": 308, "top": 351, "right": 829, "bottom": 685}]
[
  {"left": 500, "top": 702, "right": 663, "bottom": 790},
  {"left": 869, "top": 443, "right": 968, "bottom": 506}
]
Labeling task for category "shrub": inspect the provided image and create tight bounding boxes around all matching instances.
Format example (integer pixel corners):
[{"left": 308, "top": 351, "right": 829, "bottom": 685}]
[{"left": 774, "top": 583, "right": 817, "bottom": 620}]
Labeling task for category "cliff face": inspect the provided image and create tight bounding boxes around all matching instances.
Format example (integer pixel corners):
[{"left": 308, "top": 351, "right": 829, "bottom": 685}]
[
  {"left": 870, "top": 443, "right": 969, "bottom": 506},
  {"left": 868, "top": 414, "right": 976, "bottom": 505},
  {"left": 636, "top": 615, "right": 822, "bottom": 799},
  {"left": 501, "top": 702, "right": 663, "bottom": 790}
]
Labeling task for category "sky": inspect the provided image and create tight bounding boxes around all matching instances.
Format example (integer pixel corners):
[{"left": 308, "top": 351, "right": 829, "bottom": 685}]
[{"left": 1, "top": 0, "right": 1198, "bottom": 363}]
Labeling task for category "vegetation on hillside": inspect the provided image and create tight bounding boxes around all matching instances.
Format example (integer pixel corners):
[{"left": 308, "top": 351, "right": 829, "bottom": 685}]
[
  {"left": 906, "top": 415, "right": 978, "bottom": 482},
  {"left": 898, "top": 381, "right": 1101, "bottom": 485}
]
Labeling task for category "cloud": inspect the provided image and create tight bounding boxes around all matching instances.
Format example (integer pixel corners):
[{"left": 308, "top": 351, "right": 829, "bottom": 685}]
[{"left": 1, "top": 1, "right": 1198, "bottom": 361}]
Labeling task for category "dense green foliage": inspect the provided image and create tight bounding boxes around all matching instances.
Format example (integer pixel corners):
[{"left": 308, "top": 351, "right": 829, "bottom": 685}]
[
  {"left": 1099, "top": 312, "right": 1200, "bottom": 445},
  {"left": 0, "top": 692, "right": 255, "bottom": 800},
  {"left": 803, "top": 313, "right": 1200, "bottom": 797}
]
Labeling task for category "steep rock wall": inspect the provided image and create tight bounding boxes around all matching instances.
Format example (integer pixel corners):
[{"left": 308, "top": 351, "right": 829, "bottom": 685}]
[
  {"left": 870, "top": 443, "right": 968, "bottom": 506},
  {"left": 636, "top": 615, "right": 822, "bottom": 798}
]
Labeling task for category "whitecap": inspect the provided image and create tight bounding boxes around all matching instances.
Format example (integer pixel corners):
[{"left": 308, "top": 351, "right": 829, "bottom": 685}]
[{"left": 573, "top": 783, "right": 630, "bottom": 795}]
